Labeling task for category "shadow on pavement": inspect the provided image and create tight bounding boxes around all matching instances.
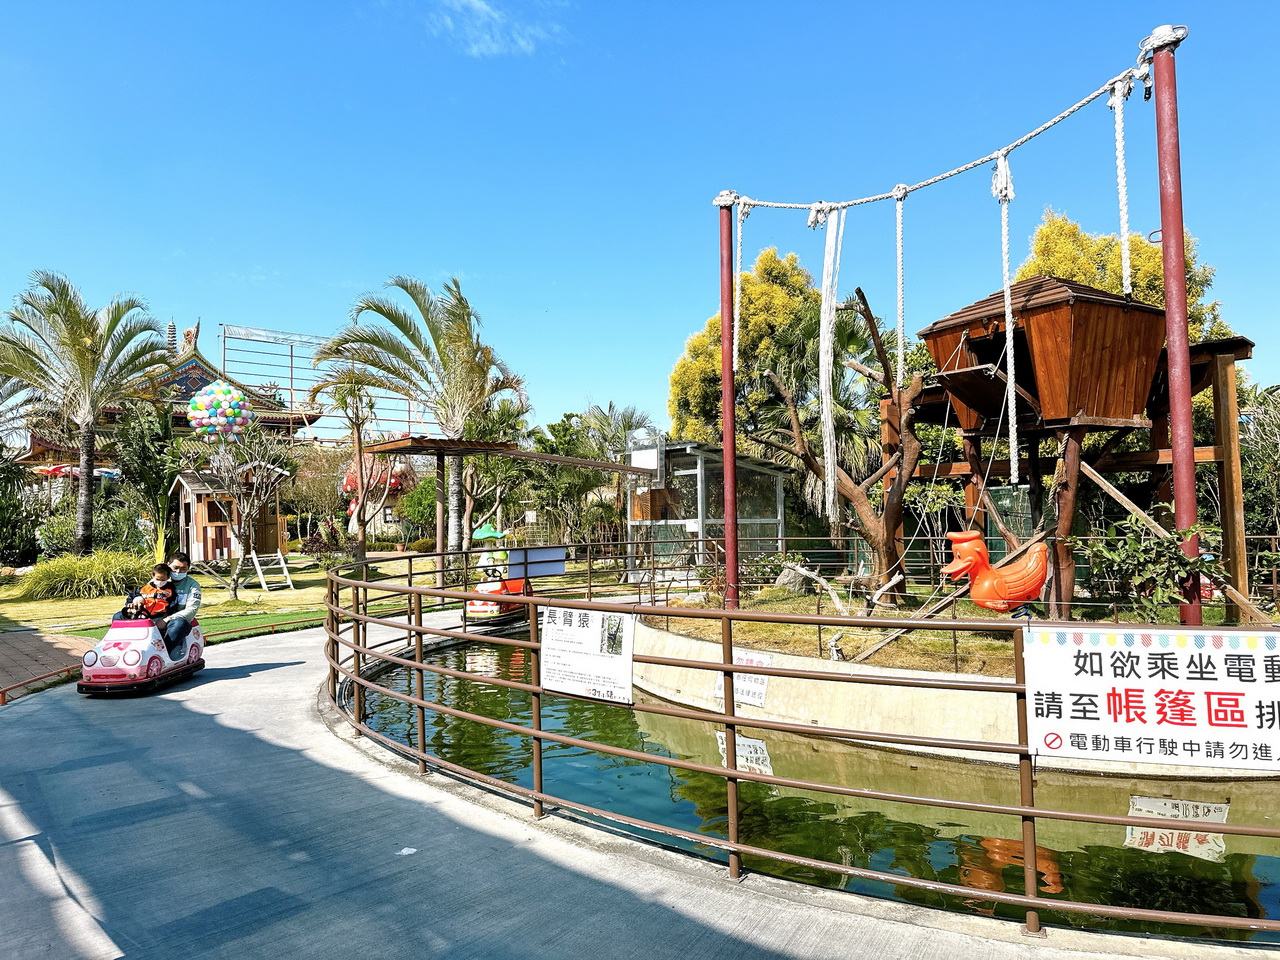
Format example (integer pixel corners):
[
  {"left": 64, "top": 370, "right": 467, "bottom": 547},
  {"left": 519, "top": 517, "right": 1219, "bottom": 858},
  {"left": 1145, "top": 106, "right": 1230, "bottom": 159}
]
[{"left": 0, "top": 654, "right": 816, "bottom": 960}]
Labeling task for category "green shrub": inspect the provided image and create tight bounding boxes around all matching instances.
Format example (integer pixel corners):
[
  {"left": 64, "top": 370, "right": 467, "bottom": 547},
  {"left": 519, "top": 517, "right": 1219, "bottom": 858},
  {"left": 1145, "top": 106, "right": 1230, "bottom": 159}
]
[
  {"left": 20, "top": 551, "right": 156, "bottom": 600},
  {"left": 36, "top": 500, "right": 149, "bottom": 557},
  {"left": 1069, "top": 514, "right": 1225, "bottom": 621},
  {"left": 0, "top": 493, "right": 40, "bottom": 566},
  {"left": 35, "top": 513, "right": 77, "bottom": 556},
  {"left": 408, "top": 538, "right": 436, "bottom": 554}
]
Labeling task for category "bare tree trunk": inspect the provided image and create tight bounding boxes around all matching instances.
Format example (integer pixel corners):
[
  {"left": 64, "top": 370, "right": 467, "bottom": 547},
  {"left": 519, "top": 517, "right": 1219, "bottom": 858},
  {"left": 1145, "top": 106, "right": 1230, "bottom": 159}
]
[
  {"left": 352, "top": 430, "right": 367, "bottom": 561},
  {"left": 75, "top": 423, "right": 95, "bottom": 555},
  {"left": 447, "top": 455, "right": 463, "bottom": 552},
  {"left": 228, "top": 524, "right": 243, "bottom": 601},
  {"left": 462, "top": 462, "right": 477, "bottom": 548}
]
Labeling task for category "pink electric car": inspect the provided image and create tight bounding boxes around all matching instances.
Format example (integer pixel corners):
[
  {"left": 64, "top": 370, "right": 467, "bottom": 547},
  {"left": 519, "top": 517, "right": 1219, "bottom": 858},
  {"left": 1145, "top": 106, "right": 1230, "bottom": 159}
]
[{"left": 77, "top": 618, "right": 205, "bottom": 695}]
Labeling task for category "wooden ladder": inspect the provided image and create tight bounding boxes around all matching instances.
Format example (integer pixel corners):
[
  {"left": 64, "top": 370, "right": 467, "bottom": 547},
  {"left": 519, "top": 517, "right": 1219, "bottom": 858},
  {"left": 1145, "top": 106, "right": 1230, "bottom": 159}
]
[{"left": 251, "top": 551, "right": 296, "bottom": 591}]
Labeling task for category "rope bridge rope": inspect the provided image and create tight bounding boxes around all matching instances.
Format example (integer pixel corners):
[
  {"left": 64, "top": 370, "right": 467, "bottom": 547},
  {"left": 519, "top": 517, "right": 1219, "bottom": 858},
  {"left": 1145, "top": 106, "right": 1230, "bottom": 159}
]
[{"left": 716, "top": 51, "right": 1155, "bottom": 509}]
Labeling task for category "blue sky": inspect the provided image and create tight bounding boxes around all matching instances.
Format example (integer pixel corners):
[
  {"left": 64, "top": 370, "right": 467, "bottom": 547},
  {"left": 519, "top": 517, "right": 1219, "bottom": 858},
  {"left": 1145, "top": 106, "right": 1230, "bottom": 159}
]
[{"left": 1, "top": 1, "right": 1274, "bottom": 430}]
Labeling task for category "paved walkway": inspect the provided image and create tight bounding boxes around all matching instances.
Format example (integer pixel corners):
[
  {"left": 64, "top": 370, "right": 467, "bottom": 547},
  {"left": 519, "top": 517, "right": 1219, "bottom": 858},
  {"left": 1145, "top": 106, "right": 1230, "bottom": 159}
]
[
  {"left": 0, "top": 625, "right": 1264, "bottom": 960},
  {"left": 0, "top": 628, "right": 96, "bottom": 701}
]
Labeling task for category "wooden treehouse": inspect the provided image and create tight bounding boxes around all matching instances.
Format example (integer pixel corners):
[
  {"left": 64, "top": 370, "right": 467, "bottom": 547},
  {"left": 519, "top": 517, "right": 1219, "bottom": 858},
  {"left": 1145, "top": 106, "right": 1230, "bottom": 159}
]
[
  {"left": 170, "top": 468, "right": 295, "bottom": 590},
  {"left": 897, "top": 274, "right": 1257, "bottom": 621}
]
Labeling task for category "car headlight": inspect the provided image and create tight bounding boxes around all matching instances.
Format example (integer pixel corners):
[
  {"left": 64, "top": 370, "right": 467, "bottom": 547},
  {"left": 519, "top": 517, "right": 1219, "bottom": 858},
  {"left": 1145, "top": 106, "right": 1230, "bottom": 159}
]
[
  {"left": 123, "top": 650, "right": 141, "bottom": 666},
  {"left": 83, "top": 650, "right": 98, "bottom": 666}
]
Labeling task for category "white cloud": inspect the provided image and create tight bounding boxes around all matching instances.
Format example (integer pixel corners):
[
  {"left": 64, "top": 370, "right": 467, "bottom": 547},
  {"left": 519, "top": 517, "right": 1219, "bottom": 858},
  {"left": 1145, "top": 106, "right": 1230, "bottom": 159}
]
[{"left": 425, "top": 0, "right": 565, "bottom": 58}]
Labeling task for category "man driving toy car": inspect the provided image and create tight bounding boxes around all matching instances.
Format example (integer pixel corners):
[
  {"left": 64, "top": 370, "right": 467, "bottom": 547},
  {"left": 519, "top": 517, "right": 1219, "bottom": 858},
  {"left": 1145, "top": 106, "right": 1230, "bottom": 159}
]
[{"left": 161, "top": 552, "right": 202, "bottom": 658}]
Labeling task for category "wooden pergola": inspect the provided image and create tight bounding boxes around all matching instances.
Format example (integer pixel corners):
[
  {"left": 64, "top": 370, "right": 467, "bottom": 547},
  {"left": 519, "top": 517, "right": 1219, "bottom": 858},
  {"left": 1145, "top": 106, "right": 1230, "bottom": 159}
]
[{"left": 361, "top": 436, "right": 658, "bottom": 585}]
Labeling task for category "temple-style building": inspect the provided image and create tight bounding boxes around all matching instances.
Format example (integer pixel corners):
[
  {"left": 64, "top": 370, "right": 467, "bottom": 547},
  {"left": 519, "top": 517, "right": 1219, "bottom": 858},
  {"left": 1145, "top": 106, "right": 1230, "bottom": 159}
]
[{"left": 18, "top": 322, "right": 322, "bottom": 570}]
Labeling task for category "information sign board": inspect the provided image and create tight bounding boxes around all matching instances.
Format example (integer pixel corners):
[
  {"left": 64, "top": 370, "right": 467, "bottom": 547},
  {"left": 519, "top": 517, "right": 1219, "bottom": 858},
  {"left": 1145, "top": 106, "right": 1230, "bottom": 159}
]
[
  {"left": 1025, "top": 627, "right": 1280, "bottom": 772},
  {"left": 712, "top": 649, "right": 772, "bottom": 707},
  {"left": 540, "top": 607, "right": 635, "bottom": 704}
]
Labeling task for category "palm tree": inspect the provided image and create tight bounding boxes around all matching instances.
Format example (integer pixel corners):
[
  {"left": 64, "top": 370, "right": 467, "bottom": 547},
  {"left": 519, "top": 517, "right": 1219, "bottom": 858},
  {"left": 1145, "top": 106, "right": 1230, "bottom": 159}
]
[
  {"left": 0, "top": 271, "right": 169, "bottom": 553},
  {"left": 581, "top": 402, "right": 654, "bottom": 514},
  {"left": 313, "top": 276, "right": 524, "bottom": 551}
]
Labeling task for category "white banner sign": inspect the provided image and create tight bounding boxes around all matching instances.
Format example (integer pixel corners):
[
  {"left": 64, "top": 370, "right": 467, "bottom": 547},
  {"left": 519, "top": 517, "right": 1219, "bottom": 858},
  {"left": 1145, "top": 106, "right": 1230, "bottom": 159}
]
[
  {"left": 1123, "top": 795, "right": 1229, "bottom": 862},
  {"left": 540, "top": 607, "right": 635, "bottom": 704},
  {"left": 715, "top": 731, "right": 774, "bottom": 776},
  {"left": 712, "top": 649, "right": 772, "bottom": 707},
  {"left": 1025, "top": 627, "right": 1280, "bottom": 772}
]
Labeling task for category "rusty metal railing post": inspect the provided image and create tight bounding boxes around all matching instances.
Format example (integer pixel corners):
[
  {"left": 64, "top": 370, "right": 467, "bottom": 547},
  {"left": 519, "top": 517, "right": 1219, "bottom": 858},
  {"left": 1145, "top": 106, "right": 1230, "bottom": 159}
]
[
  {"left": 1013, "top": 625, "right": 1042, "bottom": 935},
  {"left": 720, "top": 615, "right": 742, "bottom": 880},
  {"left": 649, "top": 536, "right": 657, "bottom": 604},
  {"left": 413, "top": 591, "right": 426, "bottom": 774},
  {"left": 586, "top": 541, "right": 593, "bottom": 600},
  {"left": 352, "top": 583, "right": 366, "bottom": 734},
  {"left": 325, "top": 574, "right": 337, "bottom": 703},
  {"left": 528, "top": 601, "right": 546, "bottom": 818}
]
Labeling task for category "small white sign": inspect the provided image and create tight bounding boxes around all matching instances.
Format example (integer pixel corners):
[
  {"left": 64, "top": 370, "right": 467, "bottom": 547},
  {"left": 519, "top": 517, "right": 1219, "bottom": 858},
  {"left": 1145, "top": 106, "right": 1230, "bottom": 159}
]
[
  {"left": 713, "top": 649, "right": 772, "bottom": 708},
  {"left": 715, "top": 731, "right": 774, "bottom": 776},
  {"left": 540, "top": 606, "right": 635, "bottom": 705},
  {"left": 1123, "top": 795, "right": 1229, "bottom": 862}
]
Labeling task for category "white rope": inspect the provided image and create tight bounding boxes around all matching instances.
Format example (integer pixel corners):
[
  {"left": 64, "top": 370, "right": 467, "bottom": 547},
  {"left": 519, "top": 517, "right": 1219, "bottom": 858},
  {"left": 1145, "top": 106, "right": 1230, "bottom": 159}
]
[
  {"left": 729, "top": 64, "right": 1138, "bottom": 215},
  {"left": 1108, "top": 75, "right": 1134, "bottom": 295},
  {"left": 1139, "top": 24, "right": 1188, "bottom": 57},
  {"left": 991, "top": 150, "right": 1019, "bottom": 486},
  {"left": 816, "top": 207, "right": 847, "bottom": 520},
  {"left": 712, "top": 190, "right": 741, "bottom": 372},
  {"left": 734, "top": 201, "right": 751, "bottom": 370},
  {"left": 893, "top": 183, "right": 907, "bottom": 386}
]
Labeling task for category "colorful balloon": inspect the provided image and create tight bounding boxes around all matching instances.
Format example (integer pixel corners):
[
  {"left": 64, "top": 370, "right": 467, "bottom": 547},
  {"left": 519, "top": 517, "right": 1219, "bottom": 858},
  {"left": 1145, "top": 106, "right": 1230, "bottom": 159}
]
[{"left": 184, "top": 380, "right": 257, "bottom": 442}]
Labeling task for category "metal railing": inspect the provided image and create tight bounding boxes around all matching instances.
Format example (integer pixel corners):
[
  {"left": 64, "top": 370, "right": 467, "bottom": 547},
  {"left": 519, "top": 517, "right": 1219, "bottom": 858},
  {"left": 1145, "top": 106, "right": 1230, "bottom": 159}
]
[
  {"left": 324, "top": 554, "right": 1280, "bottom": 938},
  {"left": 0, "top": 664, "right": 82, "bottom": 705}
]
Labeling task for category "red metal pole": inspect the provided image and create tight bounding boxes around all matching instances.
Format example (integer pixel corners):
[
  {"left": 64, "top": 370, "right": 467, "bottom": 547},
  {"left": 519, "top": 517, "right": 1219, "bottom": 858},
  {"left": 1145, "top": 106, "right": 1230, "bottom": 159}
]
[
  {"left": 715, "top": 191, "right": 741, "bottom": 609},
  {"left": 1150, "top": 24, "right": 1201, "bottom": 625}
]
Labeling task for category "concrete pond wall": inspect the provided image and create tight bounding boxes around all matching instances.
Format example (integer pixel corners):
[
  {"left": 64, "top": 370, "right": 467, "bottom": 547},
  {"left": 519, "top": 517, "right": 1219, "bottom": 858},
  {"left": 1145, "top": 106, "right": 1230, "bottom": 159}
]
[{"left": 631, "top": 619, "right": 1277, "bottom": 781}]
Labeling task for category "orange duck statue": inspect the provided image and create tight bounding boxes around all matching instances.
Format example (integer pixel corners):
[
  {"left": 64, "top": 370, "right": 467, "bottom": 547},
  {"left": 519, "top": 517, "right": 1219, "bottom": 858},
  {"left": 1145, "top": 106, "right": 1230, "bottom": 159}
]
[{"left": 941, "top": 531, "right": 1048, "bottom": 614}]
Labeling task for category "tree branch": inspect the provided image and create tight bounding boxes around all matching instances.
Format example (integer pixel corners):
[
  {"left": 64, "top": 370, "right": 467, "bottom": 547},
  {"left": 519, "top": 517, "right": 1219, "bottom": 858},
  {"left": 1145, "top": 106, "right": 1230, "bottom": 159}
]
[
  {"left": 854, "top": 287, "right": 896, "bottom": 402},
  {"left": 843, "top": 358, "right": 885, "bottom": 384}
]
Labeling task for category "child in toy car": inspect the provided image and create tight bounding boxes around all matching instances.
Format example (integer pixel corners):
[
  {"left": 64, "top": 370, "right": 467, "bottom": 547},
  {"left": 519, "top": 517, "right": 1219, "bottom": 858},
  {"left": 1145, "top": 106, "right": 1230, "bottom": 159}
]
[{"left": 114, "top": 563, "right": 178, "bottom": 622}]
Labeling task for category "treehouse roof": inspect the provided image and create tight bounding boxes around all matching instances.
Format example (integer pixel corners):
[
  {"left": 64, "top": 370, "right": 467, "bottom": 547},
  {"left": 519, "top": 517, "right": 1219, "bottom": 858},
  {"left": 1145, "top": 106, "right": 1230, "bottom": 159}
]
[
  {"left": 917, "top": 275, "right": 1164, "bottom": 337},
  {"left": 916, "top": 275, "right": 1169, "bottom": 431}
]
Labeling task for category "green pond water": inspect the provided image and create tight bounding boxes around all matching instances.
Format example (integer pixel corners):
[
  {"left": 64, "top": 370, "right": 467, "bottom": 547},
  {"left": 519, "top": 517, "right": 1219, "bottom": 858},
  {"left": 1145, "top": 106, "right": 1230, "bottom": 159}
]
[{"left": 360, "top": 639, "right": 1280, "bottom": 942}]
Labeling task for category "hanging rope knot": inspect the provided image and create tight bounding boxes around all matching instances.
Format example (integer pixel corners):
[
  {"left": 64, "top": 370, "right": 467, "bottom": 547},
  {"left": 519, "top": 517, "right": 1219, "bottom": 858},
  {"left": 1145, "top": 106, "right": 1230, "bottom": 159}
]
[
  {"left": 1139, "top": 24, "right": 1188, "bottom": 57},
  {"left": 891, "top": 183, "right": 909, "bottom": 202},
  {"left": 1133, "top": 62, "right": 1153, "bottom": 100},
  {"left": 807, "top": 202, "right": 834, "bottom": 229},
  {"left": 737, "top": 200, "right": 752, "bottom": 223},
  {"left": 991, "top": 151, "right": 1015, "bottom": 203},
  {"left": 713, "top": 190, "right": 740, "bottom": 208},
  {"left": 1107, "top": 74, "right": 1134, "bottom": 109}
]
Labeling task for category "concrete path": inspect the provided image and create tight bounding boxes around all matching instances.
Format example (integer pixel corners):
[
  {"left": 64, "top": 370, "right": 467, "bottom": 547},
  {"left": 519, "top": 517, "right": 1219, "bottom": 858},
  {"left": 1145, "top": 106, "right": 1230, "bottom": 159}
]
[
  {"left": 0, "top": 625, "right": 1265, "bottom": 960},
  {"left": 0, "top": 628, "right": 96, "bottom": 701}
]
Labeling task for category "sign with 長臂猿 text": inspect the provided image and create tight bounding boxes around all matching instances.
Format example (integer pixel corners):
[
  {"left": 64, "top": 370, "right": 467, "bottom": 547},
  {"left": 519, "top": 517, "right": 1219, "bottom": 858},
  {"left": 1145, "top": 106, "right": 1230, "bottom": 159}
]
[{"left": 540, "top": 606, "right": 635, "bottom": 705}]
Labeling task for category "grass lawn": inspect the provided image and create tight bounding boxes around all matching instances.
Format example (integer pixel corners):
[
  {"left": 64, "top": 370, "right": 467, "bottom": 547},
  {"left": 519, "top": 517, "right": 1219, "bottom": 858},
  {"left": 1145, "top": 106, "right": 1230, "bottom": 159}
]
[
  {"left": 649, "top": 583, "right": 1246, "bottom": 677},
  {"left": 3, "top": 552, "right": 1248, "bottom": 681},
  {"left": 653, "top": 586, "right": 1021, "bottom": 676},
  {"left": 0, "top": 555, "right": 423, "bottom": 637}
]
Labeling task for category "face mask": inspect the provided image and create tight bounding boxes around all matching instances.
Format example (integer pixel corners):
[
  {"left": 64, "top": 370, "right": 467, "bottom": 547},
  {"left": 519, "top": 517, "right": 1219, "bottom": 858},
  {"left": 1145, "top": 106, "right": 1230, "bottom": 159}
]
[{"left": 171, "top": 572, "right": 187, "bottom": 582}]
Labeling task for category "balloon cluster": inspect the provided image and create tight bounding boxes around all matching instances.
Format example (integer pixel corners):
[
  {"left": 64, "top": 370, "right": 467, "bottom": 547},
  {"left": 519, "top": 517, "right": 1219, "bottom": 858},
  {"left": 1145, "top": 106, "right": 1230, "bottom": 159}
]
[{"left": 186, "top": 380, "right": 256, "bottom": 441}]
